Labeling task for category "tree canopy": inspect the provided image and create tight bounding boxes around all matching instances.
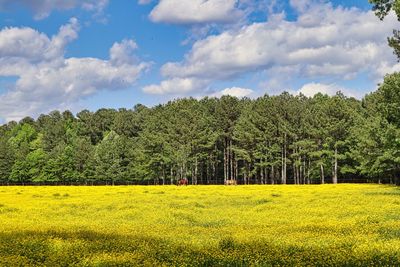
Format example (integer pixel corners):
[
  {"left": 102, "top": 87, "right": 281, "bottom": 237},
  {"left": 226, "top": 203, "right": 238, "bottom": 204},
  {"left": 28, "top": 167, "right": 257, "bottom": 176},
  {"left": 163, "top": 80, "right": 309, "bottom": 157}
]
[{"left": 2, "top": 80, "right": 400, "bottom": 185}]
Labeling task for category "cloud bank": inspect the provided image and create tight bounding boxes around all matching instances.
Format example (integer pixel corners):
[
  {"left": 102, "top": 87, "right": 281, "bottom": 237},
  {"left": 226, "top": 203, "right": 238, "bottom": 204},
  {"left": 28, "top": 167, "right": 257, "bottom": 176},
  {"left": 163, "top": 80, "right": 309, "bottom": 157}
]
[
  {"left": 0, "top": 18, "right": 149, "bottom": 121},
  {"left": 143, "top": 1, "right": 400, "bottom": 97}
]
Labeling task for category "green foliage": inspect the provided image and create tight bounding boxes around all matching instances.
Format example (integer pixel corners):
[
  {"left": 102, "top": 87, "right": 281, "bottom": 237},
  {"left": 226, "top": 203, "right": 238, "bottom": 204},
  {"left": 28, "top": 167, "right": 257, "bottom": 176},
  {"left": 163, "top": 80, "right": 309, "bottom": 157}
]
[
  {"left": 94, "top": 130, "right": 124, "bottom": 184},
  {"left": 1, "top": 82, "right": 400, "bottom": 184},
  {"left": 369, "top": 0, "right": 400, "bottom": 20},
  {"left": 0, "top": 136, "right": 14, "bottom": 183},
  {"left": 376, "top": 72, "right": 400, "bottom": 126}
]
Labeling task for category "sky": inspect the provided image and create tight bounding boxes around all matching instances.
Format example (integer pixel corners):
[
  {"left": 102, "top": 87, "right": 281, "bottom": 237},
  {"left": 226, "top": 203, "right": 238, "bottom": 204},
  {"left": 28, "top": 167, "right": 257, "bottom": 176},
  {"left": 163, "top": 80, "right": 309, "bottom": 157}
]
[{"left": 0, "top": 0, "right": 398, "bottom": 123}]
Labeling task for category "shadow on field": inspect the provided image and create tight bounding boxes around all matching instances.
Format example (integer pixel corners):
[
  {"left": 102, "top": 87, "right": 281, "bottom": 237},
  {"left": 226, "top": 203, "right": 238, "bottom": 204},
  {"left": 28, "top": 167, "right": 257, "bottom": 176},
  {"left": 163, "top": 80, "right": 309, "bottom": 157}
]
[{"left": 0, "top": 230, "right": 399, "bottom": 266}]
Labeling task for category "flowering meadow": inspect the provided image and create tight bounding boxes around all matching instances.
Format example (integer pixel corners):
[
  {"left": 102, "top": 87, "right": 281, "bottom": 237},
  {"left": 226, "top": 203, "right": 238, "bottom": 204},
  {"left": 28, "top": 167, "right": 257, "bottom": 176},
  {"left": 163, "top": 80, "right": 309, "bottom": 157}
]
[{"left": 0, "top": 184, "right": 400, "bottom": 266}]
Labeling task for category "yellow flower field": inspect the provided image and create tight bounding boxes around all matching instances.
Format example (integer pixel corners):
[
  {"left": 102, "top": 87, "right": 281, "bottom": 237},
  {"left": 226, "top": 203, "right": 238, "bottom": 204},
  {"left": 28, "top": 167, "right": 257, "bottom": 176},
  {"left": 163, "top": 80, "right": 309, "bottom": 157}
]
[{"left": 1, "top": 184, "right": 400, "bottom": 266}]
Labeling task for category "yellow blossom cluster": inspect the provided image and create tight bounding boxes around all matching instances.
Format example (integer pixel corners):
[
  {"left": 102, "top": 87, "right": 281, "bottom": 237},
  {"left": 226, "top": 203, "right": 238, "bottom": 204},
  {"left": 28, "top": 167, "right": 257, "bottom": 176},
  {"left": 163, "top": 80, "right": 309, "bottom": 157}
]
[{"left": 0, "top": 184, "right": 399, "bottom": 266}]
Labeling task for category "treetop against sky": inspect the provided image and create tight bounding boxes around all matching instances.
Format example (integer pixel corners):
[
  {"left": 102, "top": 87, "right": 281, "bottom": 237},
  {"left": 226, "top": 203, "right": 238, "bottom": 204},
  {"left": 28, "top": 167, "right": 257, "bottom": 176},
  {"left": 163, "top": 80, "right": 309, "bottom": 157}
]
[{"left": 0, "top": 0, "right": 397, "bottom": 123}]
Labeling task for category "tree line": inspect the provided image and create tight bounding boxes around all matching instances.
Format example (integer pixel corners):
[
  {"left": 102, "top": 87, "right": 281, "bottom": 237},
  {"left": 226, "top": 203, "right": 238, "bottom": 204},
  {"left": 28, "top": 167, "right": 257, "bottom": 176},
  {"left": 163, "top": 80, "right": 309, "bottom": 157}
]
[{"left": 1, "top": 73, "right": 400, "bottom": 185}]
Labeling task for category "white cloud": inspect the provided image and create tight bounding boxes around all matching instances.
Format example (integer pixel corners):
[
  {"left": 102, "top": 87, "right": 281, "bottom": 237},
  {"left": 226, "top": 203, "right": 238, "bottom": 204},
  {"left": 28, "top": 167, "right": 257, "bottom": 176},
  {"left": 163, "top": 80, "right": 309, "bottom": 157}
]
[
  {"left": 163, "top": 7, "right": 396, "bottom": 79},
  {"left": 375, "top": 62, "right": 400, "bottom": 80},
  {"left": 0, "top": 27, "right": 52, "bottom": 62},
  {"left": 143, "top": 78, "right": 208, "bottom": 94},
  {"left": 149, "top": 0, "right": 244, "bottom": 24},
  {"left": 296, "top": 82, "right": 358, "bottom": 98},
  {"left": 0, "top": 19, "right": 149, "bottom": 121},
  {"left": 0, "top": 18, "right": 79, "bottom": 63},
  {"left": 211, "top": 87, "right": 254, "bottom": 98},
  {"left": 110, "top": 39, "right": 139, "bottom": 65},
  {"left": 146, "top": 2, "right": 400, "bottom": 96},
  {"left": 0, "top": 0, "right": 109, "bottom": 19}
]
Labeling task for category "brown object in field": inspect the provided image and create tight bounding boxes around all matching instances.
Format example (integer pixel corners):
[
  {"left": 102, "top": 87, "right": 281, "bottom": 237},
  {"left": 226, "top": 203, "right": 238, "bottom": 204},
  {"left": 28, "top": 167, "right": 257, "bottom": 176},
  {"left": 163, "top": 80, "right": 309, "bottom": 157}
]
[
  {"left": 177, "top": 179, "right": 188, "bottom": 186},
  {"left": 225, "top": 179, "right": 237, "bottom": 185}
]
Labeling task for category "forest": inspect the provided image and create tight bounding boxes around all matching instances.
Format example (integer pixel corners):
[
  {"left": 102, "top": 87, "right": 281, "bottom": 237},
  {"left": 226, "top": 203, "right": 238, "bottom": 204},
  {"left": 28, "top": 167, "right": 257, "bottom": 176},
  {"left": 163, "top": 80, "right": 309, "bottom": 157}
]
[{"left": 1, "top": 72, "right": 400, "bottom": 186}]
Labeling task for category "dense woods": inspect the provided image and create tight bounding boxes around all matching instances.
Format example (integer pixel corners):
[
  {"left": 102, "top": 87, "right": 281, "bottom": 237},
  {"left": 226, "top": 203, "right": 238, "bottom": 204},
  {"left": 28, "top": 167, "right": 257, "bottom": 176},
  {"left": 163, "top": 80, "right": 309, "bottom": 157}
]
[{"left": 1, "top": 73, "right": 400, "bottom": 185}]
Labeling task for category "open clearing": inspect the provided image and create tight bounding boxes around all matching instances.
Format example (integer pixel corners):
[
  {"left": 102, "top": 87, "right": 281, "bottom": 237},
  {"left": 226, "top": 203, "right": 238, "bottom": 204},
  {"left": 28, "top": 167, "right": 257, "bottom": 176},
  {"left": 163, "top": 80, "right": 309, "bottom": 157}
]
[{"left": 1, "top": 184, "right": 400, "bottom": 266}]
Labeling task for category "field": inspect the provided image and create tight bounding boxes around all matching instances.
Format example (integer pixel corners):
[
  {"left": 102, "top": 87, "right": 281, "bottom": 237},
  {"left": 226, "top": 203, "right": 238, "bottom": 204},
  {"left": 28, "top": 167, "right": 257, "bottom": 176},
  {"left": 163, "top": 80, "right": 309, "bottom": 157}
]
[{"left": 0, "top": 185, "right": 400, "bottom": 266}]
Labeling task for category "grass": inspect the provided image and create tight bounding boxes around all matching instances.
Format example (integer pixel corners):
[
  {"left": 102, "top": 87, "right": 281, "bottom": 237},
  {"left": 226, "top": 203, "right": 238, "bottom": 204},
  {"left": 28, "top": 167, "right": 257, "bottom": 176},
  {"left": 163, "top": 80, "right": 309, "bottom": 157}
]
[{"left": 0, "top": 184, "right": 400, "bottom": 266}]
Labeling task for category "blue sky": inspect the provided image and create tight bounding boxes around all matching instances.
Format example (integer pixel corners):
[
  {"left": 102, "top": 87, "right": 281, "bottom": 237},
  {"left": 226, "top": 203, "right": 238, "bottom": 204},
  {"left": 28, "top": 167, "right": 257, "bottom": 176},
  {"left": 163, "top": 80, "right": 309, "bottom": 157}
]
[{"left": 0, "top": 0, "right": 397, "bottom": 122}]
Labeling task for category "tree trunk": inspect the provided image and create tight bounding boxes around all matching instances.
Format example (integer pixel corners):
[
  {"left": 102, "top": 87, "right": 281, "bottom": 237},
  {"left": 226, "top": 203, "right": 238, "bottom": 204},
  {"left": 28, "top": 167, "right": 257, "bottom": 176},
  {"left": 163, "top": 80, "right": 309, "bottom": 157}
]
[
  {"left": 230, "top": 139, "right": 233, "bottom": 180},
  {"left": 283, "top": 133, "right": 287, "bottom": 184},
  {"left": 162, "top": 167, "right": 165, "bottom": 185},
  {"left": 281, "top": 136, "right": 287, "bottom": 185},
  {"left": 194, "top": 157, "right": 198, "bottom": 185},
  {"left": 177, "top": 165, "right": 181, "bottom": 182},
  {"left": 320, "top": 164, "right": 325, "bottom": 184},
  {"left": 333, "top": 146, "right": 338, "bottom": 184},
  {"left": 224, "top": 139, "right": 227, "bottom": 184},
  {"left": 235, "top": 160, "right": 238, "bottom": 182},
  {"left": 184, "top": 162, "right": 188, "bottom": 183},
  {"left": 206, "top": 159, "right": 210, "bottom": 185},
  {"left": 264, "top": 167, "right": 267, "bottom": 185},
  {"left": 200, "top": 162, "right": 204, "bottom": 185},
  {"left": 212, "top": 149, "right": 216, "bottom": 184},
  {"left": 260, "top": 164, "right": 264, "bottom": 185},
  {"left": 281, "top": 148, "right": 284, "bottom": 184},
  {"left": 180, "top": 164, "right": 183, "bottom": 180},
  {"left": 271, "top": 165, "right": 275, "bottom": 184},
  {"left": 298, "top": 156, "right": 301, "bottom": 184},
  {"left": 245, "top": 162, "right": 249, "bottom": 185},
  {"left": 298, "top": 160, "right": 301, "bottom": 184}
]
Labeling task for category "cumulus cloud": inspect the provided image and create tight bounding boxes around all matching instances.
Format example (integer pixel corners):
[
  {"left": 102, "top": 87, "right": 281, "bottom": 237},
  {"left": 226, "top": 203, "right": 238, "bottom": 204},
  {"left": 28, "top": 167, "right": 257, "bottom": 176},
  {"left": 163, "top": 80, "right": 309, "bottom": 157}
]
[
  {"left": 0, "top": 0, "right": 109, "bottom": 19},
  {"left": 0, "top": 18, "right": 79, "bottom": 64},
  {"left": 144, "top": 2, "right": 399, "bottom": 96},
  {"left": 110, "top": 39, "right": 139, "bottom": 65},
  {"left": 143, "top": 78, "right": 209, "bottom": 94},
  {"left": 211, "top": 87, "right": 254, "bottom": 98},
  {"left": 0, "top": 19, "right": 149, "bottom": 121},
  {"left": 149, "top": 0, "right": 244, "bottom": 24},
  {"left": 162, "top": 6, "right": 396, "bottom": 80},
  {"left": 296, "top": 82, "right": 359, "bottom": 98}
]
